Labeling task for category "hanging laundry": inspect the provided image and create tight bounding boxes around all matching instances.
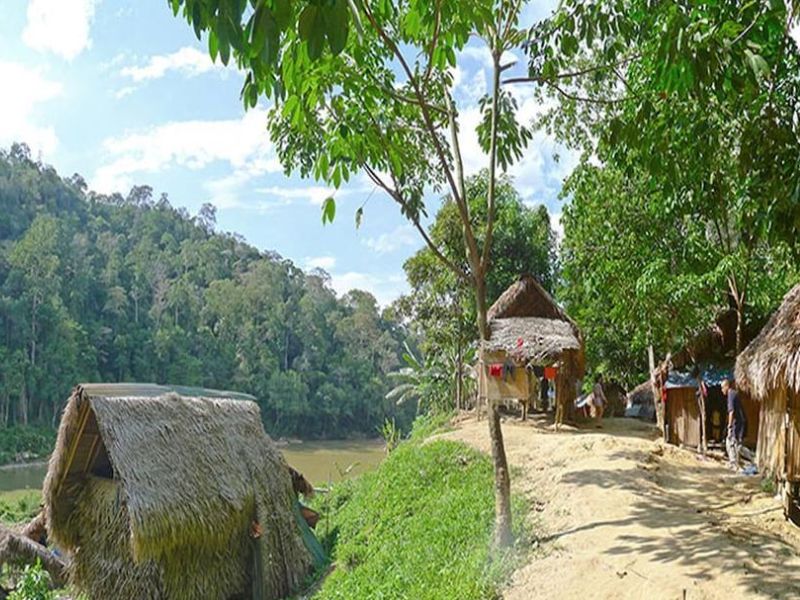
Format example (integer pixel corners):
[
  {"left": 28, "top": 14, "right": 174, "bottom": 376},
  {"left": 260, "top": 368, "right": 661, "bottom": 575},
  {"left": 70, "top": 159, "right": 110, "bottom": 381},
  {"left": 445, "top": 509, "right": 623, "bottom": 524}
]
[{"left": 489, "top": 363, "right": 503, "bottom": 378}]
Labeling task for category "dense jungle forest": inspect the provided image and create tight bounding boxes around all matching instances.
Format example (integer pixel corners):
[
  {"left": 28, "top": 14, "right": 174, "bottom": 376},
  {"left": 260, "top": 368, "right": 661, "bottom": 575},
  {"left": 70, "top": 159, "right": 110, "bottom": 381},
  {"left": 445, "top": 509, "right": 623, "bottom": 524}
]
[{"left": 0, "top": 143, "right": 412, "bottom": 439}]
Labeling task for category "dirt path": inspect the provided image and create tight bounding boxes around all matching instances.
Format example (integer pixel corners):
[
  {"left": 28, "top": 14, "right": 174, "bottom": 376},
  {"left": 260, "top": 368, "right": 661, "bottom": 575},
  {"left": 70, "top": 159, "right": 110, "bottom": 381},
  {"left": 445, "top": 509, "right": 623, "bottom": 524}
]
[{"left": 440, "top": 416, "right": 800, "bottom": 600}]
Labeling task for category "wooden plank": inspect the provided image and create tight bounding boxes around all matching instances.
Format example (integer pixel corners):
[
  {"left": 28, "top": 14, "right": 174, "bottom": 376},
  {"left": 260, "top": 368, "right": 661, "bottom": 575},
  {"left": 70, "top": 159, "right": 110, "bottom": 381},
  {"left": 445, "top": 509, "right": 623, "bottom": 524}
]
[
  {"left": 56, "top": 398, "right": 91, "bottom": 497},
  {"left": 83, "top": 433, "right": 100, "bottom": 474}
]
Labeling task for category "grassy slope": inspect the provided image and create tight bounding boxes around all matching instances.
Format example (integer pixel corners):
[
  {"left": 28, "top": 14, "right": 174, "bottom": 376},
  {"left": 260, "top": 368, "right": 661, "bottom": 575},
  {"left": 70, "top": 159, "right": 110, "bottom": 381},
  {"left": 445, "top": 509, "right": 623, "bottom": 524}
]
[
  {"left": 0, "top": 490, "right": 41, "bottom": 525},
  {"left": 311, "top": 424, "right": 526, "bottom": 599}
]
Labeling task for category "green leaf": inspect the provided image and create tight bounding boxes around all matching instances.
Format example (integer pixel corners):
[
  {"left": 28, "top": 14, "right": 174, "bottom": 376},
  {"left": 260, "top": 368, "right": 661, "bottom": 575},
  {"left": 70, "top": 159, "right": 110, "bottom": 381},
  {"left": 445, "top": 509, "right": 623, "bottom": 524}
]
[
  {"left": 323, "top": 0, "right": 350, "bottom": 55},
  {"left": 355, "top": 206, "right": 363, "bottom": 229},
  {"left": 273, "top": 0, "right": 292, "bottom": 30},
  {"left": 299, "top": 5, "right": 326, "bottom": 60},
  {"left": 321, "top": 196, "right": 336, "bottom": 224},
  {"left": 209, "top": 30, "right": 219, "bottom": 62},
  {"left": 255, "top": 6, "right": 280, "bottom": 65}
]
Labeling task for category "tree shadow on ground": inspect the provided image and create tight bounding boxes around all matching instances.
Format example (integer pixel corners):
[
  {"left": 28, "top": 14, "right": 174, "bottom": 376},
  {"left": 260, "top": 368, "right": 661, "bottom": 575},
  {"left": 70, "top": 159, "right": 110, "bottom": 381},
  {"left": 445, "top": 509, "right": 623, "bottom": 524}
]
[{"left": 558, "top": 446, "right": 800, "bottom": 598}]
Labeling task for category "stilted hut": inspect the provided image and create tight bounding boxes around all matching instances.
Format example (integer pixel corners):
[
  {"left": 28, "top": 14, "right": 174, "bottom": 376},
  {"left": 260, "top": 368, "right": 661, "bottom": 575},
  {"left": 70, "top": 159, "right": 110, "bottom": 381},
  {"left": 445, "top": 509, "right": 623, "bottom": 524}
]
[
  {"left": 479, "top": 275, "right": 585, "bottom": 424},
  {"left": 43, "top": 384, "right": 314, "bottom": 600},
  {"left": 736, "top": 283, "right": 800, "bottom": 524}
]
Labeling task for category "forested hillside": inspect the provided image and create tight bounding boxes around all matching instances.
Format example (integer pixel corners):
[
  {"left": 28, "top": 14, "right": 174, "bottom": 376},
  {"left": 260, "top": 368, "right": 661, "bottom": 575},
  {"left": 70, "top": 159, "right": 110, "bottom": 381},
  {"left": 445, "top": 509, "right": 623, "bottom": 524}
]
[{"left": 0, "top": 143, "right": 410, "bottom": 438}]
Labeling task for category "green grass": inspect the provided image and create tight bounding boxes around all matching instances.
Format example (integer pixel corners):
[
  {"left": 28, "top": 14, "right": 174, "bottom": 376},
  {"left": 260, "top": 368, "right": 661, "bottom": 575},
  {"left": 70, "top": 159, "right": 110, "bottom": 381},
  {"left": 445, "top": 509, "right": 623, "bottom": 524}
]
[
  {"left": 310, "top": 431, "right": 527, "bottom": 600},
  {"left": 0, "top": 490, "right": 42, "bottom": 525}
]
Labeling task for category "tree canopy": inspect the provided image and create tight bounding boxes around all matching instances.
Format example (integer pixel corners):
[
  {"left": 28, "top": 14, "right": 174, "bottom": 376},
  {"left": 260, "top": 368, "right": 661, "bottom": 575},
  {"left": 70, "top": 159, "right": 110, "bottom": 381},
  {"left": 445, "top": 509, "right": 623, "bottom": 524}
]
[
  {"left": 523, "top": 0, "right": 800, "bottom": 384},
  {"left": 0, "top": 143, "right": 412, "bottom": 438}
]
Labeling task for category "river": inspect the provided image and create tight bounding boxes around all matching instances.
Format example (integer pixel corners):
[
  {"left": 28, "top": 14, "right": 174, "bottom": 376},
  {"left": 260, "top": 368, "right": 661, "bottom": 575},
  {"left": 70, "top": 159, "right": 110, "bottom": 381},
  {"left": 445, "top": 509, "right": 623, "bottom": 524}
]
[{"left": 0, "top": 439, "right": 386, "bottom": 493}]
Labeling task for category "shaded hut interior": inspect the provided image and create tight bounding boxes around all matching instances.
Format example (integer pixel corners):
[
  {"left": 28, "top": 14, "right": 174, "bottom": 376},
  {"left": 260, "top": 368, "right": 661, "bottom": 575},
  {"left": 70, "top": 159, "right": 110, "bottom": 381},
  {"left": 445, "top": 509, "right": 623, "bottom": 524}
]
[
  {"left": 43, "top": 383, "right": 313, "bottom": 600},
  {"left": 736, "top": 283, "right": 800, "bottom": 524}
]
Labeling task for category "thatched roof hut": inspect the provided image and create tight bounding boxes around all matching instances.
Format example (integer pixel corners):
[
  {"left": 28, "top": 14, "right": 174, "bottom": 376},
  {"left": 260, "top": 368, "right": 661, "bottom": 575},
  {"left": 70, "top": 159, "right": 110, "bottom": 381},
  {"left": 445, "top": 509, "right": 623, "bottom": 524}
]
[
  {"left": 484, "top": 274, "right": 585, "bottom": 375},
  {"left": 43, "top": 383, "right": 313, "bottom": 600},
  {"left": 480, "top": 275, "right": 585, "bottom": 423},
  {"left": 483, "top": 317, "right": 582, "bottom": 366},
  {"left": 736, "top": 284, "right": 800, "bottom": 521},
  {"left": 487, "top": 273, "right": 573, "bottom": 322},
  {"left": 736, "top": 283, "right": 800, "bottom": 400}
]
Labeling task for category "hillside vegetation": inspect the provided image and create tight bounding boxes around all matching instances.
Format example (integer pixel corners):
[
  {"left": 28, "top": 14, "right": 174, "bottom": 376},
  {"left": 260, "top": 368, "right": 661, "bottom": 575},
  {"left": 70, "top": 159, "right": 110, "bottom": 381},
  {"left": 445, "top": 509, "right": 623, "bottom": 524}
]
[{"left": 0, "top": 144, "right": 412, "bottom": 440}]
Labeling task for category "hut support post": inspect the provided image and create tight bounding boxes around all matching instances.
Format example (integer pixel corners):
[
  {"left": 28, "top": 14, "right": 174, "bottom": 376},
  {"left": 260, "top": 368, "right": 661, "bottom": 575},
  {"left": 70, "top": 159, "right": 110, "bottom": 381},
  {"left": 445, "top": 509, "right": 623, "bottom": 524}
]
[
  {"left": 649, "top": 345, "right": 666, "bottom": 441},
  {"left": 699, "top": 394, "right": 708, "bottom": 456}
]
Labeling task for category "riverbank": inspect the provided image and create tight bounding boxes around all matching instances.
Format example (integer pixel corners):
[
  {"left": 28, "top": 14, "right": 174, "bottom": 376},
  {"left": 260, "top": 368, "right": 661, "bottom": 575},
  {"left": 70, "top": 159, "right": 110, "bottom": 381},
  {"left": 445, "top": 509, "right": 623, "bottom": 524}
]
[
  {"left": 306, "top": 415, "right": 529, "bottom": 599},
  {"left": 440, "top": 414, "right": 800, "bottom": 599}
]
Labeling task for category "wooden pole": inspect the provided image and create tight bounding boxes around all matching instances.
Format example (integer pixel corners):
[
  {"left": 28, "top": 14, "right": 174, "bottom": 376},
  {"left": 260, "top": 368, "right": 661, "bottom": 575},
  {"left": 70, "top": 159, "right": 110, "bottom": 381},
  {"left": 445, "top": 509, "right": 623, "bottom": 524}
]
[{"left": 648, "top": 346, "right": 664, "bottom": 440}]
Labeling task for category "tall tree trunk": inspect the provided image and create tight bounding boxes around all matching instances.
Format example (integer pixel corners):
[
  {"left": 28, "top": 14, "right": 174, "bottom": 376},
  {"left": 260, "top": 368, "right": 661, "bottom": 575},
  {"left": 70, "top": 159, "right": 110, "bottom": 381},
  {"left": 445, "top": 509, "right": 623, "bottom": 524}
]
[
  {"left": 18, "top": 386, "right": 28, "bottom": 427},
  {"left": 734, "top": 301, "right": 745, "bottom": 355},
  {"left": 475, "top": 272, "right": 513, "bottom": 548},
  {"left": 727, "top": 275, "right": 746, "bottom": 355},
  {"left": 455, "top": 340, "right": 463, "bottom": 411},
  {"left": 30, "top": 295, "right": 38, "bottom": 368}
]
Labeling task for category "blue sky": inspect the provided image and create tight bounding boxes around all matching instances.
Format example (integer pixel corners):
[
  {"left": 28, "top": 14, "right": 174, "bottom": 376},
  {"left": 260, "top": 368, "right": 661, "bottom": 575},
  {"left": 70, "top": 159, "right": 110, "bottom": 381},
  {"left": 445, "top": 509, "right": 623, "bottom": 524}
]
[{"left": 0, "top": 0, "right": 569, "bottom": 306}]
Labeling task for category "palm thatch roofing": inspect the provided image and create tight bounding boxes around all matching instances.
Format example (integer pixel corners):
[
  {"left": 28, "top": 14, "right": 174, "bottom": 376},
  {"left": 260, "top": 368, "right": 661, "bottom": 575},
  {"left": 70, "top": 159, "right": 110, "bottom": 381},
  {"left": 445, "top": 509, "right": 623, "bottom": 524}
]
[
  {"left": 43, "top": 383, "right": 312, "bottom": 600},
  {"left": 487, "top": 273, "right": 573, "bottom": 322},
  {"left": 483, "top": 317, "right": 582, "bottom": 364},
  {"left": 736, "top": 283, "right": 800, "bottom": 399},
  {"left": 484, "top": 275, "right": 585, "bottom": 374}
]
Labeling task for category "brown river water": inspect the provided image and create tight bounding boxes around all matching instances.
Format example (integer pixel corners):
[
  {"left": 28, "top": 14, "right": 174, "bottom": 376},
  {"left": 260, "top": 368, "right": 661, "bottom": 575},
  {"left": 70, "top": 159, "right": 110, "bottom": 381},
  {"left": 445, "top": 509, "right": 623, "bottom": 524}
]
[{"left": 0, "top": 439, "right": 386, "bottom": 493}]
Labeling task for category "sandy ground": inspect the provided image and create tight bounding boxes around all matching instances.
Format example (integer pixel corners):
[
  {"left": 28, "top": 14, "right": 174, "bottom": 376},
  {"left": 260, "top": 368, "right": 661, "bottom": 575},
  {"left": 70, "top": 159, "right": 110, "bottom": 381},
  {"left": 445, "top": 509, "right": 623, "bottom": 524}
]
[{"left": 439, "top": 415, "right": 800, "bottom": 600}]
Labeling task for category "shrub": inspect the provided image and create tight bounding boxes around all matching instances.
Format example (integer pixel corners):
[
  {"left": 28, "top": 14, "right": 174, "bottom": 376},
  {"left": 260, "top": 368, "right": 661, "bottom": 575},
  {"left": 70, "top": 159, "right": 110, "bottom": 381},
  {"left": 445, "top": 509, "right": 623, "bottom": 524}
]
[
  {"left": 8, "top": 560, "right": 55, "bottom": 600},
  {"left": 0, "top": 427, "right": 56, "bottom": 465}
]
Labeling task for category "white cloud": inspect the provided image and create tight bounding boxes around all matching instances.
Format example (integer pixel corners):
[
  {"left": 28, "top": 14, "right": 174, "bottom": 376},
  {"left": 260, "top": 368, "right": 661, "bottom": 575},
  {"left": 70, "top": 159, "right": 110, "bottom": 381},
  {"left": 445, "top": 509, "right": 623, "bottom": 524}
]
[
  {"left": 257, "top": 185, "right": 338, "bottom": 207},
  {"left": 548, "top": 210, "right": 564, "bottom": 242},
  {"left": 305, "top": 256, "right": 336, "bottom": 270},
  {"left": 23, "top": 0, "right": 98, "bottom": 60},
  {"left": 92, "top": 108, "right": 280, "bottom": 194},
  {"left": 451, "top": 79, "right": 577, "bottom": 206},
  {"left": 329, "top": 271, "right": 408, "bottom": 307},
  {"left": 459, "top": 47, "right": 520, "bottom": 70},
  {"left": 364, "top": 224, "right": 419, "bottom": 255},
  {"left": 113, "top": 86, "right": 136, "bottom": 99},
  {"left": 0, "top": 61, "right": 62, "bottom": 155},
  {"left": 120, "top": 47, "right": 227, "bottom": 83}
]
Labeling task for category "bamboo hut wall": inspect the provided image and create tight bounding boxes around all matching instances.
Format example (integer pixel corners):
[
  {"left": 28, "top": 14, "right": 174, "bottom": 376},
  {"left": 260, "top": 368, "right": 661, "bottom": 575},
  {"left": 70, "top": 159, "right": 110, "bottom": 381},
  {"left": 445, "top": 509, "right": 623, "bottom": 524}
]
[
  {"left": 789, "top": 390, "right": 800, "bottom": 482},
  {"left": 479, "top": 351, "right": 530, "bottom": 401},
  {"left": 666, "top": 388, "right": 701, "bottom": 448},
  {"left": 756, "top": 386, "right": 788, "bottom": 478}
]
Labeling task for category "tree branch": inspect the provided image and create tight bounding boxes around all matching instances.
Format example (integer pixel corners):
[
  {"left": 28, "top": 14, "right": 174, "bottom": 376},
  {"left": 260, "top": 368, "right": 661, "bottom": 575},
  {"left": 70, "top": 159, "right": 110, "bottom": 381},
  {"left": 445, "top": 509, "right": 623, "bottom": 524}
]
[
  {"left": 421, "top": 0, "right": 442, "bottom": 85},
  {"left": 481, "top": 48, "right": 502, "bottom": 272},
  {"left": 363, "top": 165, "right": 470, "bottom": 283},
  {"left": 503, "top": 53, "right": 642, "bottom": 86},
  {"left": 445, "top": 92, "right": 468, "bottom": 221},
  {"left": 361, "top": 2, "right": 483, "bottom": 275}
]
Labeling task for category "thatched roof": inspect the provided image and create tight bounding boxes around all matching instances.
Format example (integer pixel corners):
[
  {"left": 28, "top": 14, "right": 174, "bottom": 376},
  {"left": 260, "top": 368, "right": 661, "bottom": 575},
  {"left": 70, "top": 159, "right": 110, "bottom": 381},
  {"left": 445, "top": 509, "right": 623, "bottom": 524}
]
[
  {"left": 484, "top": 275, "right": 585, "bottom": 375},
  {"left": 43, "top": 383, "right": 312, "bottom": 599},
  {"left": 487, "top": 274, "right": 571, "bottom": 322},
  {"left": 484, "top": 317, "right": 581, "bottom": 364},
  {"left": 736, "top": 283, "right": 800, "bottom": 399}
]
